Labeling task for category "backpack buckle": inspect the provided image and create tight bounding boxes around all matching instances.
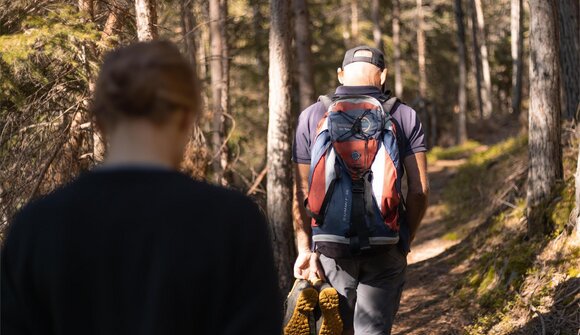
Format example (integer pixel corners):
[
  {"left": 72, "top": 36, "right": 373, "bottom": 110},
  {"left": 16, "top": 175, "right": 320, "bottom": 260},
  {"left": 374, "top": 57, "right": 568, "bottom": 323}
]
[{"left": 352, "top": 179, "right": 365, "bottom": 193}]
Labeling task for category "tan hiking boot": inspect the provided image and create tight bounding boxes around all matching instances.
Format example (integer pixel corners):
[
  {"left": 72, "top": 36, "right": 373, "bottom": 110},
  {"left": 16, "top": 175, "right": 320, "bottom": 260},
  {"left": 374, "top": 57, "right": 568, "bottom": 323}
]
[
  {"left": 311, "top": 279, "right": 343, "bottom": 335},
  {"left": 284, "top": 279, "right": 318, "bottom": 335}
]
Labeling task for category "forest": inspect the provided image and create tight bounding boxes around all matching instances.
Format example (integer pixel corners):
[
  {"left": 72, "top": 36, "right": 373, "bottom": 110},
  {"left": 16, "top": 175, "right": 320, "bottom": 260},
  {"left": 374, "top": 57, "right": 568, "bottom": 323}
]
[{"left": 1, "top": 0, "right": 579, "bottom": 334}]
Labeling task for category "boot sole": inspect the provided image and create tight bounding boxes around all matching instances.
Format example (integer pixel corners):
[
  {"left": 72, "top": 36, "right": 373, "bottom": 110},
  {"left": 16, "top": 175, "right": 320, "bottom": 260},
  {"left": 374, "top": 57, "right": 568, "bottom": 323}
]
[
  {"left": 318, "top": 287, "right": 343, "bottom": 335},
  {"left": 284, "top": 287, "right": 319, "bottom": 335}
]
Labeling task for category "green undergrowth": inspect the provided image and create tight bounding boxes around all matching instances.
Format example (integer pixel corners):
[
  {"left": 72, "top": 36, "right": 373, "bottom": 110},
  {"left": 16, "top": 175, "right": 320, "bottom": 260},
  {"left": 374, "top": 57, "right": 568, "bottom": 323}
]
[
  {"left": 435, "top": 136, "right": 579, "bottom": 334},
  {"left": 427, "top": 140, "right": 481, "bottom": 162},
  {"left": 440, "top": 136, "right": 528, "bottom": 239}
]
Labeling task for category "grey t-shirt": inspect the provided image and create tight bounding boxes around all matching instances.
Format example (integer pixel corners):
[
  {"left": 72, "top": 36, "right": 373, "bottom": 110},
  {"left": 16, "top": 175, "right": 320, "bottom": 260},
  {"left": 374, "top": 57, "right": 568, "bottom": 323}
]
[{"left": 292, "top": 85, "right": 427, "bottom": 164}]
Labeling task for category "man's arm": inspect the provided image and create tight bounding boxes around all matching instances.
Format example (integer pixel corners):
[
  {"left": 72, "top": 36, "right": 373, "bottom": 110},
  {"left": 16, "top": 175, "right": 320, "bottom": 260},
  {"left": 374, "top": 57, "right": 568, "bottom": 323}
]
[
  {"left": 403, "top": 152, "right": 430, "bottom": 243},
  {"left": 292, "top": 163, "right": 324, "bottom": 280}
]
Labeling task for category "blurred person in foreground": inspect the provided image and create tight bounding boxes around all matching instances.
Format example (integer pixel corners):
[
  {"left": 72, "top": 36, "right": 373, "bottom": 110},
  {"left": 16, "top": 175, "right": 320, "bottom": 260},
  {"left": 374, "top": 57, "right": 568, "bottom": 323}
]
[{"left": 1, "top": 40, "right": 282, "bottom": 335}]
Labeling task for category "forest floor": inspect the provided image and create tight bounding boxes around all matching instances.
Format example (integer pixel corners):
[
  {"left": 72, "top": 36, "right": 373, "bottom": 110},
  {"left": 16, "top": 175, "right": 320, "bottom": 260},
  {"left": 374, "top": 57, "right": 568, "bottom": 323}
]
[
  {"left": 392, "top": 152, "right": 475, "bottom": 335},
  {"left": 392, "top": 127, "right": 580, "bottom": 335}
]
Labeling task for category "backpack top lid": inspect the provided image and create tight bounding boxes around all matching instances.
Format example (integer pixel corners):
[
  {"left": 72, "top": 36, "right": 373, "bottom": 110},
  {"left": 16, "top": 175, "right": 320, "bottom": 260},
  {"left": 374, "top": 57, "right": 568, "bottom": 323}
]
[{"left": 324, "top": 95, "right": 389, "bottom": 177}]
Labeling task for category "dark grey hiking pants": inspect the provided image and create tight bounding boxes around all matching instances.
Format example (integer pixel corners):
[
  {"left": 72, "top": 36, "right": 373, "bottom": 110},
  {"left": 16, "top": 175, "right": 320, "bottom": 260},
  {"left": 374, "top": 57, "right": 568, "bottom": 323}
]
[{"left": 318, "top": 245, "right": 407, "bottom": 335}]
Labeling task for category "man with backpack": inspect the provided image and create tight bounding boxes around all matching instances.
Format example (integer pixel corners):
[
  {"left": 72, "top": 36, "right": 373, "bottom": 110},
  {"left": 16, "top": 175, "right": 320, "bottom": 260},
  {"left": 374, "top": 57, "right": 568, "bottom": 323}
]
[{"left": 291, "top": 46, "right": 429, "bottom": 335}]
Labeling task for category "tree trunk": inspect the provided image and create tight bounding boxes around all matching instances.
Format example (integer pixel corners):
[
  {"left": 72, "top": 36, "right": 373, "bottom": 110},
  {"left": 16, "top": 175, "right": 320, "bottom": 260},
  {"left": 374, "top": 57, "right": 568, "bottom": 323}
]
[
  {"left": 392, "top": 0, "right": 403, "bottom": 97},
  {"left": 350, "top": 0, "right": 359, "bottom": 46},
  {"left": 134, "top": 0, "right": 158, "bottom": 41},
  {"left": 527, "top": 0, "right": 562, "bottom": 236},
  {"left": 454, "top": 0, "right": 468, "bottom": 144},
  {"left": 180, "top": 0, "right": 207, "bottom": 179},
  {"left": 416, "top": 0, "right": 427, "bottom": 99},
  {"left": 371, "top": 0, "right": 383, "bottom": 51},
  {"left": 220, "top": 0, "right": 230, "bottom": 183},
  {"left": 416, "top": 0, "right": 435, "bottom": 146},
  {"left": 472, "top": 0, "right": 492, "bottom": 119},
  {"left": 469, "top": 0, "right": 483, "bottom": 119},
  {"left": 341, "top": 0, "right": 351, "bottom": 48},
  {"left": 511, "top": 0, "right": 524, "bottom": 115},
  {"left": 209, "top": 0, "right": 225, "bottom": 184},
  {"left": 293, "top": 0, "right": 315, "bottom": 111},
  {"left": 268, "top": 0, "right": 296, "bottom": 293},
  {"left": 557, "top": 1, "right": 580, "bottom": 120},
  {"left": 179, "top": 0, "right": 196, "bottom": 66}
]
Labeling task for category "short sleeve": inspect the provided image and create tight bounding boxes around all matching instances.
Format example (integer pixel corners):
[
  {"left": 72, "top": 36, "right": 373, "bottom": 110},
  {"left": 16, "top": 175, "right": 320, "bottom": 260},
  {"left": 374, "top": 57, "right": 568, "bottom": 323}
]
[
  {"left": 292, "top": 102, "right": 326, "bottom": 164},
  {"left": 393, "top": 104, "right": 427, "bottom": 158}
]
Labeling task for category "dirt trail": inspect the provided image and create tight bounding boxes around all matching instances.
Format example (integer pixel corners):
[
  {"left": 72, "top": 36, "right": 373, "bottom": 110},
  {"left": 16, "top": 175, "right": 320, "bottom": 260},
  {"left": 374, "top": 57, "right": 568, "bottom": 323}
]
[{"left": 392, "top": 157, "right": 475, "bottom": 335}]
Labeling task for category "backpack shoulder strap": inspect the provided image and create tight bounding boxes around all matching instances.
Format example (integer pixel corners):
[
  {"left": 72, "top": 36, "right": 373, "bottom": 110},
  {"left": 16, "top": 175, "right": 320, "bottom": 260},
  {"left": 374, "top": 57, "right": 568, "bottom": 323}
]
[{"left": 381, "top": 96, "right": 406, "bottom": 157}]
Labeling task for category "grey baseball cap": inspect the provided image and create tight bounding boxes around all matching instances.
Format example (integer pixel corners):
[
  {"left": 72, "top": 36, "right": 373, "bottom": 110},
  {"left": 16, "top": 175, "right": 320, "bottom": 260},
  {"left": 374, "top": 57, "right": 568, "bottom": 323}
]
[{"left": 342, "top": 45, "right": 385, "bottom": 70}]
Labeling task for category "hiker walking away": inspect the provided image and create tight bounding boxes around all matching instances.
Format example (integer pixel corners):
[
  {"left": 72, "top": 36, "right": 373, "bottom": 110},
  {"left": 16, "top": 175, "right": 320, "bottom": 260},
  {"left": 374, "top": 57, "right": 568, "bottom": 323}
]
[
  {"left": 1, "top": 41, "right": 282, "bottom": 335},
  {"left": 292, "top": 46, "right": 430, "bottom": 335}
]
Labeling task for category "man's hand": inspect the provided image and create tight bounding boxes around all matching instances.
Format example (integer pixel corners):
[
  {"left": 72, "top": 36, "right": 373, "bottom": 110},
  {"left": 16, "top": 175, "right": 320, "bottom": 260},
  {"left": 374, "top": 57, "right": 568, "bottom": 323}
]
[{"left": 293, "top": 250, "right": 326, "bottom": 282}]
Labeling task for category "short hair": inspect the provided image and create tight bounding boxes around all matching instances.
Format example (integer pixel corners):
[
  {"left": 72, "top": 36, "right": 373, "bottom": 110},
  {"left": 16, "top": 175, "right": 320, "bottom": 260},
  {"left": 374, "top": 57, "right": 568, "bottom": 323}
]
[{"left": 91, "top": 40, "right": 201, "bottom": 130}]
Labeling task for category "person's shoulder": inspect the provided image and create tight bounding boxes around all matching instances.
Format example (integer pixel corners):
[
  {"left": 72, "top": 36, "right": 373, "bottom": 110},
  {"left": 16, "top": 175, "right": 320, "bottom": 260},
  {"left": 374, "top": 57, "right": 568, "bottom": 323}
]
[
  {"left": 298, "top": 100, "right": 326, "bottom": 121},
  {"left": 392, "top": 101, "right": 417, "bottom": 117},
  {"left": 178, "top": 177, "right": 261, "bottom": 214},
  {"left": 7, "top": 177, "right": 84, "bottom": 235}
]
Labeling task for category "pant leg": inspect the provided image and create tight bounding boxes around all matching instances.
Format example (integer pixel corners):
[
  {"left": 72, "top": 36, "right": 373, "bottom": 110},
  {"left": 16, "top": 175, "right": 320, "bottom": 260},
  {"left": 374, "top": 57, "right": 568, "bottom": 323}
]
[
  {"left": 318, "top": 254, "right": 359, "bottom": 334},
  {"left": 353, "top": 246, "right": 407, "bottom": 335}
]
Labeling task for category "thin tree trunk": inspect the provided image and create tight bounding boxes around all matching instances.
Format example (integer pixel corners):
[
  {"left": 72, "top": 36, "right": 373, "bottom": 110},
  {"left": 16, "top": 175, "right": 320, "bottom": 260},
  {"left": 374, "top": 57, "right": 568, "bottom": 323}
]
[
  {"left": 392, "top": 0, "right": 403, "bottom": 97},
  {"left": 454, "top": 0, "right": 468, "bottom": 144},
  {"left": 511, "top": 0, "right": 524, "bottom": 115},
  {"left": 180, "top": 0, "right": 196, "bottom": 66},
  {"left": 268, "top": 0, "right": 295, "bottom": 294},
  {"left": 416, "top": 0, "right": 427, "bottom": 99},
  {"left": 557, "top": 1, "right": 580, "bottom": 120},
  {"left": 293, "top": 0, "right": 315, "bottom": 111},
  {"left": 198, "top": 1, "right": 209, "bottom": 81},
  {"left": 209, "top": 0, "right": 224, "bottom": 184},
  {"left": 371, "top": 0, "right": 383, "bottom": 51},
  {"left": 341, "top": 0, "right": 351, "bottom": 48},
  {"left": 472, "top": 0, "right": 492, "bottom": 119},
  {"left": 527, "top": 0, "right": 562, "bottom": 236},
  {"left": 350, "top": 0, "right": 359, "bottom": 45},
  {"left": 134, "top": 0, "right": 158, "bottom": 41},
  {"left": 469, "top": 0, "right": 484, "bottom": 119},
  {"left": 180, "top": 0, "right": 207, "bottom": 179},
  {"left": 220, "top": 0, "right": 229, "bottom": 182},
  {"left": 251, "top": 1, "right": 267, "bottom": 123}
]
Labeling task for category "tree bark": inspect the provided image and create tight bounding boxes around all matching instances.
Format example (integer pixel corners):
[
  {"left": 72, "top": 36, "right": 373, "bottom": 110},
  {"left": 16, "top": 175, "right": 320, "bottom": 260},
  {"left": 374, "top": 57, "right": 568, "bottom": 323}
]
[
  {"left": 392, "top": 0, "right": 403, "bottom": 97},
  {"left": 454, "top": 0, "right": 468, "bottom": 144},
  {"left": 180, "top": 0, "right": 207, "bottom": 179},
  {"left": 511, "top": 0, "right": 524, "bottom": 115},
  {"left": 371, "top": 0, "right": 383, "bottom": 51},
  {"left": 293, "top": 0, "right": 315, "bottom": 111},
  {"left": 416, "top": 0, "right": 427, "bottom": 99},
  {"left": 134, "top": 0, "right": 158, "bottom": 41},
  {"left": 527, "top": 0, "right": 562, "bottom": 236},
  {"left": 209, "top": 0, "right": 225, "bottom": 184},
  {"left": 350, "top": 0, "right": 359, "bottom": 46},
  {"left": 469, "top": 0, "right": 483, "bottom": 119},
  {"left": 268, "top": 0, "right": 296, "bottom": 293},
  {"left": 557, "top": 1, "right": 579, "bottom": 120},
  {"left": 220, "top": 0, "right": 229, "bottom": 183},
  {"left": 179, "top": 0, "right": 196, "bottom": 66},
  {"left": 341, "top": 0, "right": 351, "bottom": 48},
  {"left": 471, "top": 0, "right": 492, "bottom": 119}
]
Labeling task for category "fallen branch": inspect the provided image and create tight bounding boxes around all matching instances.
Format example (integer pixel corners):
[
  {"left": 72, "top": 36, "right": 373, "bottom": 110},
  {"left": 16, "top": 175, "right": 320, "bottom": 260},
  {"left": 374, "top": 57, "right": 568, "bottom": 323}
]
[{"left": 246, "top": 167, "right": 268, "bottom": 196}]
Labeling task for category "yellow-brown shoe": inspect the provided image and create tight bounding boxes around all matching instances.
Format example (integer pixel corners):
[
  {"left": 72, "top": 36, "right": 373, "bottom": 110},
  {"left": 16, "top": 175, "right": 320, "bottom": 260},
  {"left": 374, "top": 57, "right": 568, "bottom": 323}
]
[
  {"left": 313, "top": 281, "right": 342, "bottom": 335},
  {"left": 284, "top": 279, "right": 318, "bottom": 335}
]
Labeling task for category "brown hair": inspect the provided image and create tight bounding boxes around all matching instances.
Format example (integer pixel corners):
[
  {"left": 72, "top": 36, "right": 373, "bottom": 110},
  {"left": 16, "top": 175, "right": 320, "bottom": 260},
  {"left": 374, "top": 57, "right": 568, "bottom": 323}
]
[{"left": 91, "top": 40, "right": 201, "bottom": 130}]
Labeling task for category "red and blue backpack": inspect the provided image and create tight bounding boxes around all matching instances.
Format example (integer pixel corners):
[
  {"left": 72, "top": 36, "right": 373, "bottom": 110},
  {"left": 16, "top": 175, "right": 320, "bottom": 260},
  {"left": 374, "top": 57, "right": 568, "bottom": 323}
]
[{"left": 305, "top": 94, "right": 405, "bottom": 257}]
